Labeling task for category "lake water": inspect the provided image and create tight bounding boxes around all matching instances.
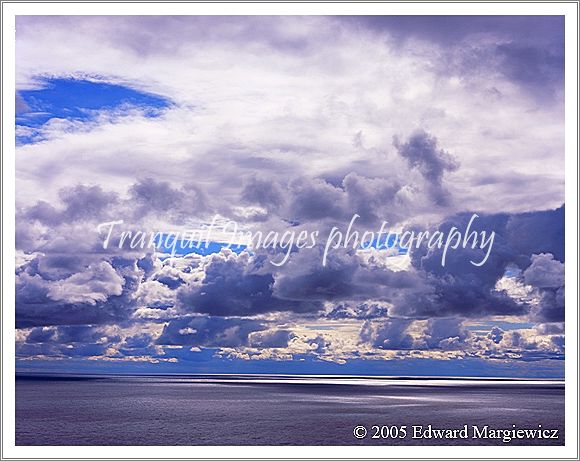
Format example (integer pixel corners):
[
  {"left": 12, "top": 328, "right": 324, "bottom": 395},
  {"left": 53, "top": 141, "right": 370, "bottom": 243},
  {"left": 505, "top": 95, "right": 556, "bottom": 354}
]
[{"left": 15, "top": 374, "right": 564, "bottom": 445}]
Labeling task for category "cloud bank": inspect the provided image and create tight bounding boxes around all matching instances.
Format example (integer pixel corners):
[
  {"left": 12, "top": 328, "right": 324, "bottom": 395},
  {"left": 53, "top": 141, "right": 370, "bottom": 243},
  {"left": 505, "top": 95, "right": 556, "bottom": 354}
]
[{"left": 15, "top": 15, "right": 565, "bottom": 376}]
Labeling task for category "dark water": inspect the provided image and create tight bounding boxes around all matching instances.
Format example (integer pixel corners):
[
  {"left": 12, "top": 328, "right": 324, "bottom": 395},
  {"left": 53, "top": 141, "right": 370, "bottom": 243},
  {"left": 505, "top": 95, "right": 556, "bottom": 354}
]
[{"left": 16, "top": 375, "right": 564, "bottom": 446}]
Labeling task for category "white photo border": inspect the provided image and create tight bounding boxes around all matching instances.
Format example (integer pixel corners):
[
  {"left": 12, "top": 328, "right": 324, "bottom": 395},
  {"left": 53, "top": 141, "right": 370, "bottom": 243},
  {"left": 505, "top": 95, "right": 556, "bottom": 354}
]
[{"left": 1, "top": 1, "right": 578, "bottom": 459}]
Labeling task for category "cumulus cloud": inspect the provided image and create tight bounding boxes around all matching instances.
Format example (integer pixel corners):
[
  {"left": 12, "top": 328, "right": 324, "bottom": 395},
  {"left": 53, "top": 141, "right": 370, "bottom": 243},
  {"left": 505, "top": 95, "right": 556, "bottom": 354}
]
[
  {"left": 47, "top": 261, "right": 124, "bottom": 305},
  {"left": 487, "top": 326, "right": 504, "bottom": 344},
  {"left": 156, "top": 316, "right": 266, "bottom": 348},
  {"left": 16, "top": 251, "right": 144, "bottom": 328},
  {"left": 523, "top": 253, "right": 564, "bottom": 288},
  {"left": 360, "top": 318, "right": 414, "bottom": 350},
  {"left": 394, "top": 206, "right": 564, "bottom": 319},
  {"left": 177, "top": 250, "right": 322, "bottom": 316},
  {"left": 249, "top": 329, "right": 296, "bottom": 348}
]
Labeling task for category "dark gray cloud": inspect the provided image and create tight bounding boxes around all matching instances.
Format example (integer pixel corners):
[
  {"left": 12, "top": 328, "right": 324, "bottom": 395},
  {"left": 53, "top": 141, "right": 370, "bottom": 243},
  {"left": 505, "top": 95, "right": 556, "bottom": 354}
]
[
  {"left": 122, "top": 332, "right": 153, "bottom": 349},
  {"left": 394, "top": 206, "right": 565, "bottom": 319},
  {"left": 17, "top": 341, "right": 109, "bottom": 358},
  {"left": 18, "top": 324, "right": 121, "bottom": 359},
  {"left": 281, "top": 172, "right": 429, "bottom": 227},
  {"left": 249, "top": 329, "right": 296, "bottom": 348},
  {"left": 360, "top": 318, "right": 414, "bottom": 350},
  {"left": 359, "top": 317, "right": 470, "bottom": 352},
  {"left": 177, "top": 250, "right": 322, "bottom": 316},
  {"left": 342, "top": 173, "right": 401, "bottom": 225},
  {"left": 394, "top": 130, "right": 458, "bottom": 206},
  {"left": 496, "top": 42, "right": 564, "bottom": 97},
  {"left": 241, "top": 175, "right": 285, "bottom": 211},
  {"left": 60, "top": 185, "right": 119, "bottom": 222},
  {"left": 423, "top": 317, "right": 468, "bottom": 349},
  {"left": 23, "top": 185, "right": 118, "bottom": 225},
  {"left": 339, "top": 16, "right": 563, "bottom": 48},
  {"left": 505, "top": 206, "right": 565, "bottom": 263},
  {"left": 487, "top": 326, "right": 504, "bottom": 344},
  {"left": 393, "top": 276, "right": 526, "bottom": 318},
  {"left": 273, "top": 248, "right": 360, "bottom": 301},
  {"left": 536, "top": 287, "right": 565, "bottom": 323},
  {"left": 287, "top": 178, "right": 347, "bottom": 221},
  {"left": 129, "top": 177, "right": 207, "bottom": 221},
  {"left": 274, "top": 245, "right": 419, "bottom": 304},
  {"left": 325, "top": 301, "right": 390, "bottom": 320},
  {"left": 156, "top": 316, "right": 266, "bottom": 348}
]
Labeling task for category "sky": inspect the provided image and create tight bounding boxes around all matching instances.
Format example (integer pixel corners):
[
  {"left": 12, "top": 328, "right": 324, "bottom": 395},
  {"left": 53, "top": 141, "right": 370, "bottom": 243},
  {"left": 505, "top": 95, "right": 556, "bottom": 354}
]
[{"left": 15, "top": 16, "right": 565, "bottom": 377}]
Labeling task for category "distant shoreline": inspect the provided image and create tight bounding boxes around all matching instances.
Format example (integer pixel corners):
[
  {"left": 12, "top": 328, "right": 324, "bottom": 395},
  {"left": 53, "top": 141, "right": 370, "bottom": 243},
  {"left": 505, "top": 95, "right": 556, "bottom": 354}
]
[{"left": 15, "top": 372, "right": 565, "bottom": 386}]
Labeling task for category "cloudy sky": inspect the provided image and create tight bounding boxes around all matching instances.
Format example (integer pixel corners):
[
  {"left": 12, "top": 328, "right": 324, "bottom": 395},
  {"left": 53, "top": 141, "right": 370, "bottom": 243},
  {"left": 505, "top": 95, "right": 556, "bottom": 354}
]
[{"left": 15, "top": 16, "right": 565, "bottom": 377}]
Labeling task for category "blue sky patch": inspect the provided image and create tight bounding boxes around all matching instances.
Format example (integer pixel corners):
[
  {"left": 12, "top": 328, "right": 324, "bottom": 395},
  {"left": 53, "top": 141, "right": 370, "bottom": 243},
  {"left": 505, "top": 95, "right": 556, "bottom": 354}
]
[
  {"left": 361, "top": 233, "right": 408, "bottom": 254},
  {"left": 154, "top": 234, "right": 247, "bottom": 257},
  {"left": 16, "top": 77, "right": 171, "bottom": 144}
]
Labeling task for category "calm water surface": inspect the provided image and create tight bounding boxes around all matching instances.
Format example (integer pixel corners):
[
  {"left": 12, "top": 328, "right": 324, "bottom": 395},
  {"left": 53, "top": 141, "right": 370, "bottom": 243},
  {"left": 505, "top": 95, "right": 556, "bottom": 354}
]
[{"left": 15, "top": 375, "right": 564, "bottom": 445}]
